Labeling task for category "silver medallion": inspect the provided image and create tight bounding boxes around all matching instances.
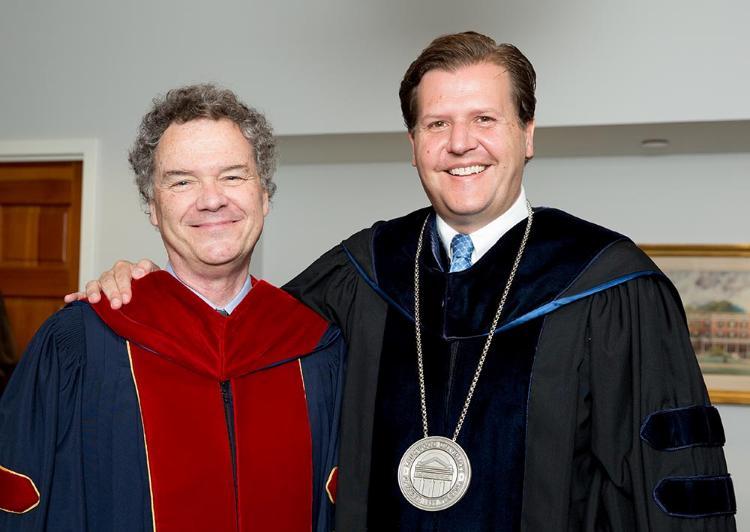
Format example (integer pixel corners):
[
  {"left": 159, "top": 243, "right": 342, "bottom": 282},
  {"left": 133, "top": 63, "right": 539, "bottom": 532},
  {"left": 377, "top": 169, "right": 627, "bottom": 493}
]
[{"left": 397, "top": 436, "right": 471, "bottom": 511}]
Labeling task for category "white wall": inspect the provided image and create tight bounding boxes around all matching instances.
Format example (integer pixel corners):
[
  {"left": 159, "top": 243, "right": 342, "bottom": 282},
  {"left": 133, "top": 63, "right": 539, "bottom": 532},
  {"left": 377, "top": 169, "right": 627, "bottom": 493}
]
[
  {"left": 526, "top": 153, "right": 750, "bottom": 243},
  {"left": 722, "top": 405, "right": 750, "bottom": 527},
  {"left": 2, "top": 0, "right": 748, "bottom": 274},
  {"left": 2, "top": 0, "right": 748, "bottom": 136}
]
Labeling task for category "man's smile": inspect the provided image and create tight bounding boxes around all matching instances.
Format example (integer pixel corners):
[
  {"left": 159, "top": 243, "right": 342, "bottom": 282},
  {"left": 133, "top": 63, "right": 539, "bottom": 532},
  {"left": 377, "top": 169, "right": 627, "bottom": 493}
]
[
  {"left": 447, "top": 164, "right": 488, "bottom": 177},
  {"left": 188, "top": 219, "right": 239, "bottom": 228}
]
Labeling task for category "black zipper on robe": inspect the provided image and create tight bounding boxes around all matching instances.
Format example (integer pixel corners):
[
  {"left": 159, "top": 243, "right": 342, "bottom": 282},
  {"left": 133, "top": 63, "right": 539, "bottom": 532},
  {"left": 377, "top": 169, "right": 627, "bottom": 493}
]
[{"left": 220, "top": 380, "right": 239, "bottom": 527}]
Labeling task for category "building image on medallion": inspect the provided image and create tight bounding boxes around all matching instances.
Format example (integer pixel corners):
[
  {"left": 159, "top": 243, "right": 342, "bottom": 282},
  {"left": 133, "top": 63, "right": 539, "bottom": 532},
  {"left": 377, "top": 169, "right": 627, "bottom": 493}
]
[{"left": 414, "top": 454, "right": 455, "bottom": 497}]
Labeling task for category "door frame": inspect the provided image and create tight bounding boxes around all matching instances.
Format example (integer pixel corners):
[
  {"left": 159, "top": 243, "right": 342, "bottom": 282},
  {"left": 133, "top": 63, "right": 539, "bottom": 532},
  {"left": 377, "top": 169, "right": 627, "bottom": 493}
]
[{"left": 0, "top": 139, "right": 98, "bottom": 287}]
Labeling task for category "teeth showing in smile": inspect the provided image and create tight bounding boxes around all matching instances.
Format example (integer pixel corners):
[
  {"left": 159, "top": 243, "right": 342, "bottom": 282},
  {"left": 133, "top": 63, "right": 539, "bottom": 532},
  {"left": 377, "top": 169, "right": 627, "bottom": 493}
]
[{"left": 448, "top": 165, "right": 487, "bottom": 176}]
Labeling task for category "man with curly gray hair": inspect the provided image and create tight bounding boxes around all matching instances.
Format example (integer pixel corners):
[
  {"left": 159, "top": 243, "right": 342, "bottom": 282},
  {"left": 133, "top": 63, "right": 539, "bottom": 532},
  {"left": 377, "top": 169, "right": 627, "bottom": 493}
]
[
  {"left": 0, "top": 84, "right": 344, "bottom": 531},
  {"left": 129, "top": 83, "right": 277, "bottom": 208}
]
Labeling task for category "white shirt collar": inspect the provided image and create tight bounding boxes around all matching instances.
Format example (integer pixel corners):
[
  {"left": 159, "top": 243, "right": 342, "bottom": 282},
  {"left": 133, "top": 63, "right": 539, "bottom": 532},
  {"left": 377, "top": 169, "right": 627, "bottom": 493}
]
[
  {"left": 165, "top": 263, "right": 252, "bottom": 314},
  {"left": 436, "top": 187, "right": 528, "bottom": 267}
]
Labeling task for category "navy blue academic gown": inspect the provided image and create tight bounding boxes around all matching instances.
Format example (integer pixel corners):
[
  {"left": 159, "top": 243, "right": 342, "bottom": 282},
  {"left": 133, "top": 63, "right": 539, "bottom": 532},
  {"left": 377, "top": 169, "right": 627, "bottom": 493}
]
[{"left": 0, "top": 272, "right": 345, "bottom": 531}]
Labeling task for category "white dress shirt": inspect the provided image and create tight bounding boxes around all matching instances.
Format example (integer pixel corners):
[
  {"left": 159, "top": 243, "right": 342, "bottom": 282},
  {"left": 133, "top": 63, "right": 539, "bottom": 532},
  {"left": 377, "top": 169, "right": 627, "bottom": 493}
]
[
  {"left": 165, "top": 263, "right": 251, "bottom": 314},
  {"left": 436, "top": 187, "right": 529, "bottom": 268}
]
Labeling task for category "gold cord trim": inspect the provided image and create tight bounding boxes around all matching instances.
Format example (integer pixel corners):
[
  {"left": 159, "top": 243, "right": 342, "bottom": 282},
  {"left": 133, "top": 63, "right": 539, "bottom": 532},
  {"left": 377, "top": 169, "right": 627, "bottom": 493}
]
[
  {"left": 325, "top": 466, "right": 338, "bottom": 505},
  {"left": 126, "top": 341, "right": 157, "bottom": 531},
  {"left": 297, "top": 359, "right": 308, "bottom": 400}
]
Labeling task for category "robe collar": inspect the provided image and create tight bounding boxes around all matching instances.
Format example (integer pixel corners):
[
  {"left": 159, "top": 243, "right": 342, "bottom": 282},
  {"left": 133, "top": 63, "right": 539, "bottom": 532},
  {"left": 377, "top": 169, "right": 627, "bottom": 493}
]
[
  {"left": 435, "top": 186, "right": 528, "bottom": 264},
  {"left": 92, "top": 271, "right": 329, "bottom": 380},
  {"left": 364, "top": 207, "right": 629, "bottom": 340},
  {"left": 164, "top": 262, "right": 252, "bottom": 314}
]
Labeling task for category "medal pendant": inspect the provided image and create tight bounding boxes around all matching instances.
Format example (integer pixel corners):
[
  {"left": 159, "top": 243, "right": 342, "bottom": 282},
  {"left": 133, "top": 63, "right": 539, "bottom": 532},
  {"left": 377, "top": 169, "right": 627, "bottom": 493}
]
[{"left": 397, "top": 436, "right": 471, "bottom": 511}]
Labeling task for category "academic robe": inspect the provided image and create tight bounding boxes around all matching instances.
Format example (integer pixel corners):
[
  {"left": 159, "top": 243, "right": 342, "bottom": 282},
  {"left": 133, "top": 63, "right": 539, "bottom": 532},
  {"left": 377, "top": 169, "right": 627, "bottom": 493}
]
[
  {"left": 284, "top": 207, "right": 736, "bottom": 531},
  {"left": 0, "top": 272, "right": 345, "bottom": 531}
]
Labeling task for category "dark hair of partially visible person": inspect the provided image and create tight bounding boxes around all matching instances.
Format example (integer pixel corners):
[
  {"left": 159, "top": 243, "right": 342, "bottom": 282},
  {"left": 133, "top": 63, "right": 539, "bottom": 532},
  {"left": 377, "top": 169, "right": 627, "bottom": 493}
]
[
  {"left": 0, "top": 293, "right": 17, "bottom": 397},
  {"left": 399, "top": 31, "right": 536, "bottom": 132},
  {"left": 129, "top": 83, "right": 277, "bottom": 209}
]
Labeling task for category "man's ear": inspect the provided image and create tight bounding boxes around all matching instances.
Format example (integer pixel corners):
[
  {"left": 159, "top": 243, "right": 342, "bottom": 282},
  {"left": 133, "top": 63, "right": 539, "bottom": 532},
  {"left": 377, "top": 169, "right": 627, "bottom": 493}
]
[
  {"left": 408, "top": 131, "right": 417, "bottom": 167},
  {"left": 524, "top": 119, "right": 536, "bottom": 161},
  {"left": 262, "top": 190, "right": 270, "bottom": 217},
  {"left": 148, "top": 201, "right": 159, "bottom": 228}
]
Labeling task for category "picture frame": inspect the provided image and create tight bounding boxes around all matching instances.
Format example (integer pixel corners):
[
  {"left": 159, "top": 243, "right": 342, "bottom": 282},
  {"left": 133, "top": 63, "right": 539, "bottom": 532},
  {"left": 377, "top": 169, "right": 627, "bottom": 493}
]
[{"left": 640, "top": 244, "right": 750, "bottom": 404}]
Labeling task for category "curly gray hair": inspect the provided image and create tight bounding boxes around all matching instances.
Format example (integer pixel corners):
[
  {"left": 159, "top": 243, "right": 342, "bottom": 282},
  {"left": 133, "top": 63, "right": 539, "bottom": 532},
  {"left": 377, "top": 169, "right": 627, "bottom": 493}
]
[{"left": 129, "top": 83, "right": 277, "bottom": 206}]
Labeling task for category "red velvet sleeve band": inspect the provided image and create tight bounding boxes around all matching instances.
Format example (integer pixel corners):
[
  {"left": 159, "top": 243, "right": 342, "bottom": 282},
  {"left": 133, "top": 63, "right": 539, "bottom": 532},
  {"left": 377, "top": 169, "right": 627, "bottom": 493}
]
[{"left": 0, "top": 465, "right": 40, "bottom": 514}]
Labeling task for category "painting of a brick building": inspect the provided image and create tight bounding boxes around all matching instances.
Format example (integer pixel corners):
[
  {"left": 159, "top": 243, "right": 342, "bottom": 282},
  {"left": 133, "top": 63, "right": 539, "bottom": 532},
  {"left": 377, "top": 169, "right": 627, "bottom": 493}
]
[{"left": 642, "top": 247, "right": 750, "bottom": 402}]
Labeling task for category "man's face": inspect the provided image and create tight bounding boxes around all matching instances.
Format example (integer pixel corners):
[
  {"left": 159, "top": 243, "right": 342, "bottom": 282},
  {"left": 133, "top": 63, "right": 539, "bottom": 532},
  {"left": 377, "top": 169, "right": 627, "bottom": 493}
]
[
  {"left": 149, "top": 118, "right": 269, "bottom": 276},
  {"left": 409, "top": 62, "right": 535, "bottom": 233}
]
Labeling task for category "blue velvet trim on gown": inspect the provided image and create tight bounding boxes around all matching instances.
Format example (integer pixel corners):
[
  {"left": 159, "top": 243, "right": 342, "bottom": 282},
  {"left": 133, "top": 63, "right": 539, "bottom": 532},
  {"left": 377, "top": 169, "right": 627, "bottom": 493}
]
[
  {"left": 640, "top": 405, "right": 725, "bottom": 451},
  {"left": 653, "top": 475, "right": 736, "bottom": 518}
]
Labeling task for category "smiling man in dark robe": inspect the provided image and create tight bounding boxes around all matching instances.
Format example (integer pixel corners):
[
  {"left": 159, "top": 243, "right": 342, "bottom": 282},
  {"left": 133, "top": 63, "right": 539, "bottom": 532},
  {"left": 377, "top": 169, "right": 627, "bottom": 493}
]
[
  {"left": 58, "top": 33, "right": 735, "bottom": 531},
  {"left": 0, "top": 85, "right": 344, "bottom": 531}
]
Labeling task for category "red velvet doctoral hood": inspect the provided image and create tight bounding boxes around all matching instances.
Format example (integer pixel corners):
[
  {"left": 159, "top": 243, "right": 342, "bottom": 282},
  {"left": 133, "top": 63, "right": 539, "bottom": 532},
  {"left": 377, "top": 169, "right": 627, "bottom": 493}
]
[{"left": 93, "top": 271, "right": 328, "bottom": 379}]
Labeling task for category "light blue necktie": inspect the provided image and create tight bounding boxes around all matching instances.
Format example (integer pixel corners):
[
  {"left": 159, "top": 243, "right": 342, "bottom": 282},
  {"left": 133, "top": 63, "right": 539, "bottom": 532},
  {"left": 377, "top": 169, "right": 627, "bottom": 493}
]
[{"left": 449, "top": 233, "right": 474, "bottom": 272}]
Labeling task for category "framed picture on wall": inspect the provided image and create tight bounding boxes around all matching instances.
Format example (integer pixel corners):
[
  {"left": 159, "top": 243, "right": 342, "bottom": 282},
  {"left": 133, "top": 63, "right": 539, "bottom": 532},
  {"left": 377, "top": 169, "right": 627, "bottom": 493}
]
[{"left": 640, "top": 244, "right": 750, "bottom": 404}]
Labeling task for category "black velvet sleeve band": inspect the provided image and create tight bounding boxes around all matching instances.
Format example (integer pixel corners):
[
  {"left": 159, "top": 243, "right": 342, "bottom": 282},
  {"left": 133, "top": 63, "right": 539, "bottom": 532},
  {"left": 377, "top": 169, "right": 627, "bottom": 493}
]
[
  {"left": 653, "top": 475, "right": 736, "bottom": 518},
  {"left": 640, "top": 405, "right": 725, "bottom": 451}
]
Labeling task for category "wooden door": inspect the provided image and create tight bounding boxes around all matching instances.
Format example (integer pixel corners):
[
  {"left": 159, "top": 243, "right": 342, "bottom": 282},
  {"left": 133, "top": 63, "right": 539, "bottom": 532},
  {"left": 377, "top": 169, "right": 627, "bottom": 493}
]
[{"left": 0, "top": 161, "right": 82, "bottom": 360}]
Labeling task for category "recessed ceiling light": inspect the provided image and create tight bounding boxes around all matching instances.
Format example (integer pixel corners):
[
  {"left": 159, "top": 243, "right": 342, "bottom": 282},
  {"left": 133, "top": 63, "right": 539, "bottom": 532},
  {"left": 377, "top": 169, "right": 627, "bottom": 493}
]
[{"left": 641, "top": 138, "right": 670, "bottom": 149}]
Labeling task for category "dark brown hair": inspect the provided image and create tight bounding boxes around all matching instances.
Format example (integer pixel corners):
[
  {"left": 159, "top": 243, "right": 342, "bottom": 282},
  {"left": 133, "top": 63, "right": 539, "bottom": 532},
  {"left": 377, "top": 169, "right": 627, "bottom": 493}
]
[{"left": 399, "top": 31, "right": 536, "bottom": 131}]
